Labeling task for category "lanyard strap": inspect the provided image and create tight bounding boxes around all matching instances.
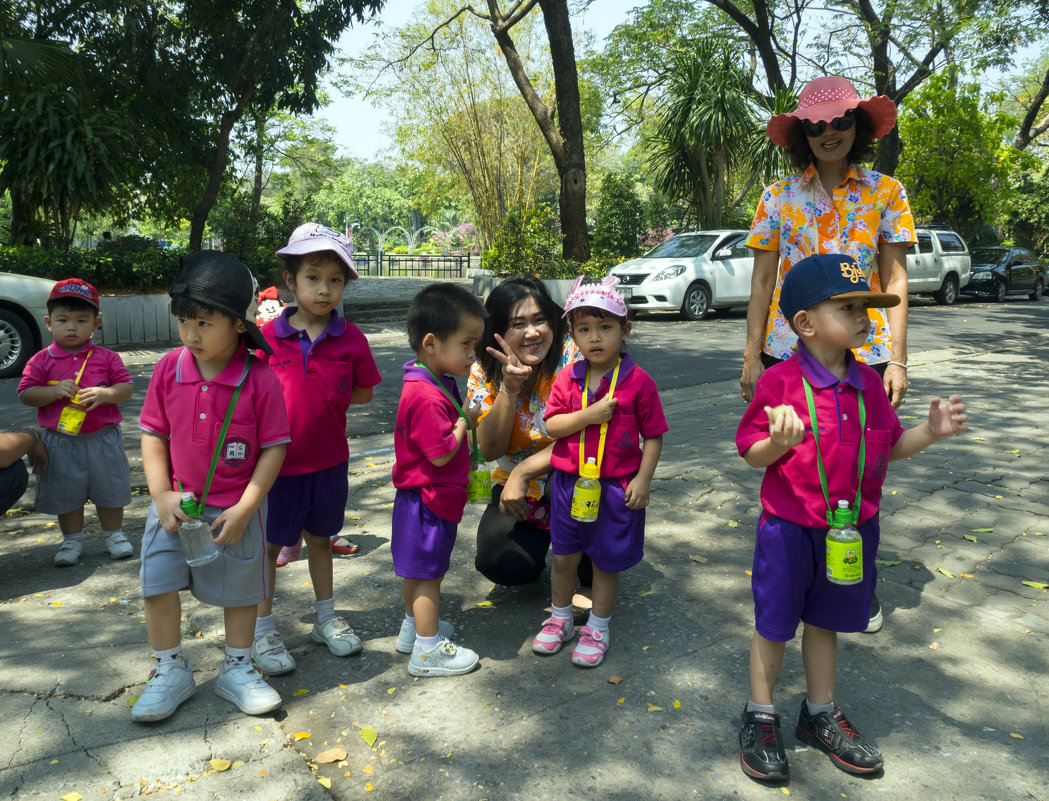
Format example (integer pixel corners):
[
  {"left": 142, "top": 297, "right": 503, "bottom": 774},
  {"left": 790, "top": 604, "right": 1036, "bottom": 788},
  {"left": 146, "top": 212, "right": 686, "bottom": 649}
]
[
  {"left": 415, "top": 362, "right": 481, "bottom": 461},
  {"left": 802, "top": 375, "right": 866, "bottom": 525},
  {"left": 181, "top": 356, "right": 253, "bottom": 512},
  {"left": 579, "top": 359, "right": 621, "bottom": 477},
  {"left": 73, "top": 349, "right": 93, "bottom": 385}
]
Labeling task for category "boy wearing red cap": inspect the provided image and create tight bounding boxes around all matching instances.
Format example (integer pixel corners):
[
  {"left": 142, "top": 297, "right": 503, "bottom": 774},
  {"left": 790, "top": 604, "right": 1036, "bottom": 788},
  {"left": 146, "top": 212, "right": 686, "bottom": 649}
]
[
  {"left": 735, "top": 254, "right": 967, "bottom": 781},
  {"left": 18, "top": 278, "right": 134, "bottom": 566}
]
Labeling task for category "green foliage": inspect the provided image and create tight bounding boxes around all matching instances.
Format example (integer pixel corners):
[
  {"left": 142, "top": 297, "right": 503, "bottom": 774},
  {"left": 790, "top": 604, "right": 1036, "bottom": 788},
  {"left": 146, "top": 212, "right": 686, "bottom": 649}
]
[
  {"left": 482, "top": 206, "right": 564, "bottom": 278},
  {"left": 591, "top": 173, "right": 645, "bottom": 259},
  {"left": 210, "top": 191, "right": 316, "bottom": 284},
  {"left": 1004, "top": 170, "right": 1049, "bottom": 254},
  {"left": 0, "top": 240, "right": 184, "bottom": 291}
]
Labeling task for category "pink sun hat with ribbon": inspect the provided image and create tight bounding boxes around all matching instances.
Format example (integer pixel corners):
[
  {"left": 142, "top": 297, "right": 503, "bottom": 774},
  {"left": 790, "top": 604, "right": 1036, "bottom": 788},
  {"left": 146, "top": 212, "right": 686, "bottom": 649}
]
[
  {"left": 561, "top": 275, "right": 628, "bottom": 319},
  {"left": 766, "top": 75, "right": 898, "bottom": 148}
]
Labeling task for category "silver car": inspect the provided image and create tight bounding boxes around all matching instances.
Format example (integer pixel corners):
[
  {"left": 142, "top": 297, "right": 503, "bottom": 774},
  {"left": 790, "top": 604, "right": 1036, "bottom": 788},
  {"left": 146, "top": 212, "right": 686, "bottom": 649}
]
[
  {"left": 609, "top": 230, "right": 751, "bottom": 320},
  {"left": 0, "top": 273, "right": 56, "bottom": 379}
]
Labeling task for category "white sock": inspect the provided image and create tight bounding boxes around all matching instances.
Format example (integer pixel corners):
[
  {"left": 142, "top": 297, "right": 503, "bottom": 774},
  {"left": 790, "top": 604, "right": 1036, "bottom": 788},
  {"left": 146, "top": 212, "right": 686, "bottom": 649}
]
[
  {"left": 313, "top": 597, "right": 336, "bottom": 624},
  {"left": 806, "top": 698, "right": 835, "bottom": 717},
  {"left": 153, "top": 645, "right": 182, "bottom": 663},
  {"left": 746, "top": 700, "right": 776, "bottom": 714},
  {"left": 585, "top": 611, "right": 610, "bottom": 633},
  {"left": 224, "top": 645, "right": 251, "bottom": 669},
  {"left": 551, "top": 603, "right": 573, "bottom": 622},
  {"left": 404, "top": 614, "right": 415, "bottom": 626},
  {"left": 63, "top": 531, "right": 85, "bottom": 542},
  {"left": 416, "top": 633, "right": 440, "bottom": 652},
  {"left": 254, "top": 615, "right": 277, "bottom": 639},
  {"left": 102, "top": 529, "right": 123, "bottom": 538}
]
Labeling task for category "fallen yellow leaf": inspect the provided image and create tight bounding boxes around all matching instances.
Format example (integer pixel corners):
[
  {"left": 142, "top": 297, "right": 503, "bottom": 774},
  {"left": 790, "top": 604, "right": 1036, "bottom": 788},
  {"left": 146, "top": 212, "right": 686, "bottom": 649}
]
[
  {"left": 210, "top": 758, "right": 231, "bottom": 771},
  {"left": 1022, "top": 580, "right": 1049, "bottom": 589},
  {"left": 970, "top": 528, "right": 993, "bottom": 533},
  {"left": 937, "top": 568, "right": 954, "bottom": 578},
  {"left": 366, "top": 783, "right": 374, "bottom": 791},
  {"left": 315, "top": 746, "right": 347, "bottom": 764},
  {"left": 387, "top": 687, "right": 396, "bottom": 695},
  {"left": 782, "top": 787, "right": 791, "bottom": 795},
  {"left": 318, "top": 776, "right": 332, "bottom": 789},
  {"left": 344, "top": 771, "right": 352, "bottom": 777},
  {"left": 933, "top": 628, "right": 942, "bottom": 633},
  {"left": 646, "top": 703, "right": 663, "bottom": 712},
  {"left": 259, "top": 770, "right": 266, "bottom": 778},
  {"left": 928, "top": 642, "right": 939, "bottom": 650},
  {"left": 363, "top": 764, "right": 374, "bottom": 773},
  {"left": 642, "top": 645, "right": 650, "bottom": 651},
  {"left": 745, "top": 569, "right": 753, "bottom": 576},
  {"left": 673, "top": 700, "right": 681, "bottom": 709},
  {"left": 1010, "top": 732, "right": 1024, "bottom": 739},
  {"left": 608, "top": 675, "right": 623, "bottom": 685},
  {"left": 293, "top": 689, "right": 310, "bottom": 696},
  {"left": 61, "top": 794, "right": 83, "bottom": 801},
  {"left": 293, "top": 732, "right": 311, "bottom": 740},
  {"left": 963, "top": 535, "right": 977, "bottom": 543},
  {"left": 361, "top": 728, "right": 378, "bottom": 747},
  {"left": 617, "top": 698, "right": 625, "bottom": 703}
]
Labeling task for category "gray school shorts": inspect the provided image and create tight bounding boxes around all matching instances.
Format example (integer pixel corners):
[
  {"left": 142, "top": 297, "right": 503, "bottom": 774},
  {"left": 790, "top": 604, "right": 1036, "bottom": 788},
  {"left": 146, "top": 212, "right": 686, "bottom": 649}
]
[
  {"left": 36, "top": 426, "right": 132, "bottom": 515},
  {"left": 139, "top": 499, "right": 269, "bottom": 608}
]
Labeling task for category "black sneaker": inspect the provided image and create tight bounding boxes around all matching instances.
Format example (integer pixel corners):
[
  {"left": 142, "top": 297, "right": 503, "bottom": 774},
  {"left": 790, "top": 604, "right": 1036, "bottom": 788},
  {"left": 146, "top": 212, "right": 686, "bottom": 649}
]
[
  {"left": 739, "top": 708, "right": 789, "bottom": 780},
  {"left": 795, "top": 702, "right": 883, "bottom": 774},
  {"left": 863, "top": 594, "right": 883, "bottom": 633}
]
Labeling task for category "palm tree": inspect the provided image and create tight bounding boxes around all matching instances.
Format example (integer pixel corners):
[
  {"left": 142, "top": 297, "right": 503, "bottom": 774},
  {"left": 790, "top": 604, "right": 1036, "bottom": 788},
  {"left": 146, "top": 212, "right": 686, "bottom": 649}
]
[{"left": 0, "top": 9, "right": 78, "bottom": 96}]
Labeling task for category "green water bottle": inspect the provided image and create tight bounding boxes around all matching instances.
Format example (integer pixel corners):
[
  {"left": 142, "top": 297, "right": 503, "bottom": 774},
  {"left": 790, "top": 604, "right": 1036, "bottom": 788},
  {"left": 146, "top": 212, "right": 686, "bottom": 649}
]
[
  {"left": 570, "top": 457, "right": 601, "bottom": 523},
  {"left": 826, "top": 500, "right": 862, "bottom": 585}
]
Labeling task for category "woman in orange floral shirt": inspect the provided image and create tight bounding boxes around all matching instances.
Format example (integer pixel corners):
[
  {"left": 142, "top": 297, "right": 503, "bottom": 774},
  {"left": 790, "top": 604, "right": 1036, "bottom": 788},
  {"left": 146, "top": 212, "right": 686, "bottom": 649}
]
[{"left": 740, "top": 76, "right": 915, "bottom": 409}]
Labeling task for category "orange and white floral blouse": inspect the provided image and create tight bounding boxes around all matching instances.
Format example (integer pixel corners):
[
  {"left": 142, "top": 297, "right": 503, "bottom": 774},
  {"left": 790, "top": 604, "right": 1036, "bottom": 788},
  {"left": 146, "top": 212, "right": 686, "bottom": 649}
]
[
  {"left": 467, "top": 338, "right": 579, "bottom": 499},
  {"left": 746, "top": 164, "right": 915, "bottom": 363}
]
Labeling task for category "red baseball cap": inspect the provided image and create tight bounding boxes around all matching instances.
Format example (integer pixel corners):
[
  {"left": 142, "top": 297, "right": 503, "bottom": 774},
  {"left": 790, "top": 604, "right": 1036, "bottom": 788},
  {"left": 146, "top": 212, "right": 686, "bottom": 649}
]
[{"left": 48, "top": 278, "right": 100, "bottom": 310}]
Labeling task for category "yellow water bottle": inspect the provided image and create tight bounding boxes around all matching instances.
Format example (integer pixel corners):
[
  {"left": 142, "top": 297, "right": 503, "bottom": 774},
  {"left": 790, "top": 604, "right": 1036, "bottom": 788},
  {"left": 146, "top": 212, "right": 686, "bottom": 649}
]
[
  {"left": 570, "top": 457, "right": 601, "bottom": 523},
  {"left": 56, "top": 394, "right": 87, "bottom": 436},
  {"left": 826, "top": 500, "right": 863, "bottom": 585}
]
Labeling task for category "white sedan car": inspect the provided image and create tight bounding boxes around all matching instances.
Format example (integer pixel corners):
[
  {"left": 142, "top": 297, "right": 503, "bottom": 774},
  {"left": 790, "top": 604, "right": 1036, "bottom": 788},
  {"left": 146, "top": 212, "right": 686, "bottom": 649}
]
[
  {"left": 609, "top": 230, "right": 752, "bottom": 320},
  {"left": 0, "top": 273, "right": 56, "bottom": 379}
]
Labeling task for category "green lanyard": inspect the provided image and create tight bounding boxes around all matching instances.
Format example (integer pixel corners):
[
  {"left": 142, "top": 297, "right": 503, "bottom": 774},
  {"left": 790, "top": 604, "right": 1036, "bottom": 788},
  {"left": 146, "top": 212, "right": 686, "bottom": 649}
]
[
  {"left": 579, "top": 358, "right": 621, "bottom": 477},
  {"left": 415, "top": 362, "right": 482, "bottom": 462},
  {"left": 179, "top": 355, "right": 253, "bottom": 515},
  {"left": 801, "top": 375, "right": 865, "bottom": 526}
]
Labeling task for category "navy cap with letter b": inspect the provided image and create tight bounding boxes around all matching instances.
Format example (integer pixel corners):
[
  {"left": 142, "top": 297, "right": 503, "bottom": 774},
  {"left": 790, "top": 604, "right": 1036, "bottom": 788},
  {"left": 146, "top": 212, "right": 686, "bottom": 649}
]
[{"left": 779, "top": 253, "right": 901, "bottom": 321}]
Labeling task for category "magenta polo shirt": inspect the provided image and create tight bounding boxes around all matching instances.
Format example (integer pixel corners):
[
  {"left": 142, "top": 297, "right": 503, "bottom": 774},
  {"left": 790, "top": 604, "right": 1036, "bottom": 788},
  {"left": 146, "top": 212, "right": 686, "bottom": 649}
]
[
  {"left": 736, "top": 345, "right": 904, "bottom": 528},
  {"left": 392, "top": 361, "right": 469, "bottom": 523},
  {"left": 139, "top": 343, "right": 291, "bottom": 509},
  {"left": 18, "top": 342, "right": 132, "bottom": 432},
  {"left": 545, "top": 353, "right": 668, "bottom": 479},
  {"left": 259, "top": 308, "right": 381, "bottom": 475}
]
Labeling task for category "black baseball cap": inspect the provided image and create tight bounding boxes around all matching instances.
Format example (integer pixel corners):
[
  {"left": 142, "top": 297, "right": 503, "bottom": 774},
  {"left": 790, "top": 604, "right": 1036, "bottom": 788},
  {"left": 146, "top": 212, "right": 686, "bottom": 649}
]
[
  {"left": 170, "top": 250, "right": 272, "bottom": 354},
  {"left": 780, "top": 253, "right": 900, "bottom": 321}
]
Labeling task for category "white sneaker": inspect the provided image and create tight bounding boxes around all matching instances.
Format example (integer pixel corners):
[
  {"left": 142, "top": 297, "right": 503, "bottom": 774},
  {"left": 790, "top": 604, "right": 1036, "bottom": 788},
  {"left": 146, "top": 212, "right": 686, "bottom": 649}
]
[
  {"left": 103, "top": 530, "right": 134, "bottom": 560},
  {"left": 395, "top": 617, "right": 454, "bottom": 654},
  {"left": 250, "top": 632, "right": 296, "bottom": 675},
  {"left": 408, "top": 639, "right": 479, "bottom": 677},
  {"left": 54, "top": 539, "right": 83, "bottom": 567},
  {"left": 131, "top": 657, "right": 195, "bottom": 722},
  {"left": 311, "top": 616, "right": 363, "bottom": 656},
  {"left": 215, "top": 660, "right": 281, "bottom": 715}
]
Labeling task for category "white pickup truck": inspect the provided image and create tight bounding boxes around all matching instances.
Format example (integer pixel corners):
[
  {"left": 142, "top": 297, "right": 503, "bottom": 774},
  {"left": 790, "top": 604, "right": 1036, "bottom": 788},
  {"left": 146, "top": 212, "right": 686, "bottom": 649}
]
[{"left": 906, "top": 227, "right": 971, "bottom": 305}]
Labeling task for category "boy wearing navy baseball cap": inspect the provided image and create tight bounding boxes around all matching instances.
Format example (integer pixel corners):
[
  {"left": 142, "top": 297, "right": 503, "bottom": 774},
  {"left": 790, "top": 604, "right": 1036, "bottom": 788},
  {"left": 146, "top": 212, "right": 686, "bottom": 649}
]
[{"left": 734, "top": 254, "right": 969, "bottom": 781}]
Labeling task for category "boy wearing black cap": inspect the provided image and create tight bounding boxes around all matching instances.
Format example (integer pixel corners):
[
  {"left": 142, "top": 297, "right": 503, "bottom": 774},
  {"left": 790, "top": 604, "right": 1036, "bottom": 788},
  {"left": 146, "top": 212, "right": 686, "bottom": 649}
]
[
  {"left": 734, "top": 254, "right": 968, "bottom": 781},
  {"left": 133, "top": 251, "right": 290, "bottom": 722}
]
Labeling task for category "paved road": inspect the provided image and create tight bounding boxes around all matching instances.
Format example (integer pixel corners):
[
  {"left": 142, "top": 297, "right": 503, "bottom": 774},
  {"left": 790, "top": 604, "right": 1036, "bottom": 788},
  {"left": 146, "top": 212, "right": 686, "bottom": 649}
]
[{"left": 1, "top": 295, "right": 1047, "bottom": 800}]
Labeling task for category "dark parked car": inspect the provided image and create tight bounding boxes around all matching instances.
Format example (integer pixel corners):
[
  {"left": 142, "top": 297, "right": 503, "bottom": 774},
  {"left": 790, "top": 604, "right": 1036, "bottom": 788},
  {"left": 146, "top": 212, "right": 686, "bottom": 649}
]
[{"left": 963, "top": 247, "right": 1044, "bottom": 302}]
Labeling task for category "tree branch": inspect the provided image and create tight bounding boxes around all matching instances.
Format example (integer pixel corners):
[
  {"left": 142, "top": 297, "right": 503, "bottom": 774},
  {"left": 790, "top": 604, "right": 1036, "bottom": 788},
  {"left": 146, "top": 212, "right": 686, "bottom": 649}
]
[{"left": 1014, "top": 65, "right": 1049, "bottom": 150}]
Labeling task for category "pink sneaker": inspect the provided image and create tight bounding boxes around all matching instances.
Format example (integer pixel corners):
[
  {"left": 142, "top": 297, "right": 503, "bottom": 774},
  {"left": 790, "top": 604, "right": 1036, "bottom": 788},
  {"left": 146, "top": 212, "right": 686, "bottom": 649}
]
[
  {"left": 275, "top": 543, "right": 301, "bottom": 567},
  {"left": 531, "top": 617, "right": 575, "bottom": 655},
  {"left": 570, "top": 626, "right": 609, "bottom": 667}
]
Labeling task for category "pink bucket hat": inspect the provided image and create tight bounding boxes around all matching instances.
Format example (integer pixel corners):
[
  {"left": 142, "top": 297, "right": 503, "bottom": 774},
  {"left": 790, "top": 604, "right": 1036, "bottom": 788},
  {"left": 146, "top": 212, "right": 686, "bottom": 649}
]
[
  {"left": 275, "top": 223, "right": 358, "bottom": 279},
  {"left": 766, "top": 76, "right": 898, "bottom": 147},
  {"left": 561, "top": 275, "right": 628, "bottom": 319}
]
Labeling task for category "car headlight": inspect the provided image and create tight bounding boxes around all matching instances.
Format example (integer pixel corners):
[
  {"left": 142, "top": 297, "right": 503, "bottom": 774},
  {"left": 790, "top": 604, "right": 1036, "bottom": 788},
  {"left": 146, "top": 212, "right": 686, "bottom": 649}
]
[
  {"left": 970, "top": 270, "right": 991, "bottom": 280},
  {"left": 651, "top": 265, "right": 686, "bottom": 282}
]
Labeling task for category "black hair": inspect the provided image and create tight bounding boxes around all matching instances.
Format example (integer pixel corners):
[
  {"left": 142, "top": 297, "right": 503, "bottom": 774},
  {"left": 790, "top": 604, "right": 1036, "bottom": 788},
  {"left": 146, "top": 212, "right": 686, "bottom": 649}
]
[
  {"left": 47, "top": 297, "right": 98, "bottom": 316},
  {"left": 784, "top": 107, "right": 877, "bottom": 171},
  {"left": 170, "top": 294, "right": 240, "bottom": 324},
  {"left": 283, "top": 251, "right": 352, "bottom": 282},
  {"left": 476, "top": 275, "right": 568, "bottom": 385},
  {"left": 406, "top": 282, "right": 487, "bottom": 351},
  {"left": 568, "top": 305, "right": 630, "bottom": 330}
]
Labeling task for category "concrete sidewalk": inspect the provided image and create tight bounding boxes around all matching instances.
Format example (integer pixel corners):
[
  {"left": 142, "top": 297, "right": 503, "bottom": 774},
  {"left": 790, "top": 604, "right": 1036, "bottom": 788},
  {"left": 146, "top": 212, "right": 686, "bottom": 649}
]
[{"left": 1, "top": 320, "right": 1048, "bottom": 800}]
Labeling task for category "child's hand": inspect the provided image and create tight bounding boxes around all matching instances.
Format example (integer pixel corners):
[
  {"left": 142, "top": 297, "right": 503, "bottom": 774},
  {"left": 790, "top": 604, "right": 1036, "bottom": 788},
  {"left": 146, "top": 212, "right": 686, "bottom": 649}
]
[
  {"left": 75, "top": 386, "right": 108, "bottom": 411},
  {"left": 488, "top": 334, "right": 532, "bottom": 396},
  {"left": 624, "top": 475, "right": 651, "bottom": 509},
  {"left": 465, "top": 400, "right": 483, "bottom": 429},
  {"left": 53, "top": 379, "right": 79, "bottom": 401},
  {"left": 156, "top": 490, "right": 191, "bottom": 533},
  {"left": 211, "top": 504, "right": 251, "bottom": 545},
  {"left": 765, "top": 404, "right": 804, "bottom": 449},
  {"left": 926, "top": 395, "right": 968, "bottom": 439},
  {"left": 586, "top": 397, "right": 617, "bottom": 425}
]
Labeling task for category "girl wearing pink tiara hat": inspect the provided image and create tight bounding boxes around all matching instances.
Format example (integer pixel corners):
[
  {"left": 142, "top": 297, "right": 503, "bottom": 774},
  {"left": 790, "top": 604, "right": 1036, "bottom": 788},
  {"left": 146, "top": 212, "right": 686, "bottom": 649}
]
[{"left": 531, "top": 276, "right": 667, "bottom": 668}]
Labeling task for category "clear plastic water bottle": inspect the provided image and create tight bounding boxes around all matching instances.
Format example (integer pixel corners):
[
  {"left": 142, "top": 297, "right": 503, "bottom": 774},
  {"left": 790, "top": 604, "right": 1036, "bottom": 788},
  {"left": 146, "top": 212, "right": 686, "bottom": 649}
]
[
  {"left": 826, "top": 499, "right": 862, "bottom": 585},
  {"left": 466, "top": 443, "right": 492, "bottom": 504},
  {"left": 570, "top": 457, "right": 601, "bottom": 523},
  {"left": 178, "top": 493, "right": 219, "bottom": 567}
]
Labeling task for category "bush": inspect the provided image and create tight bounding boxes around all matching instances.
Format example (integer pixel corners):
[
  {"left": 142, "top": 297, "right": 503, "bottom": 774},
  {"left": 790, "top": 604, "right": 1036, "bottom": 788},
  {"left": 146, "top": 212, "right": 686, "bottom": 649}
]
[
  {"left": 482, "top": 206, "right": 565, "bottom": 278},
  {"left": 0, "top": 241, "right": 184, "bottom": 292},
  {"left": 591, "top": 173, "right": 645, "bottom": 259}
]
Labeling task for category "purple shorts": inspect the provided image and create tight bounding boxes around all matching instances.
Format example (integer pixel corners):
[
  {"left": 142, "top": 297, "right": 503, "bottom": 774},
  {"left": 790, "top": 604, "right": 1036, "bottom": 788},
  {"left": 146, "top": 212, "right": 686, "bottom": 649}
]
[
  {"left": 391, "top": 488, "right": 458, "bottom": 580},
  {"left": 549, "top": 469, "right": 645, "bottom": 573},
  {"left": 752, "top": 511, "right": 879, "bottom": 641},
  {"left": 266, "top": 460, "right": 349, "bottom": 546}
]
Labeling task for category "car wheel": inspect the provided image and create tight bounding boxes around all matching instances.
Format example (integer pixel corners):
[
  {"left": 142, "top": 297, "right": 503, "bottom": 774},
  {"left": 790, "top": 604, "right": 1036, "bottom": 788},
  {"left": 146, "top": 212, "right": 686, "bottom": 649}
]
[
  {"left": 1030, "top": 279, "right": 1044, "bottom": 301},
  {"left": 0, "top": 309, "right": 34, "bottom": 379},
  {"left": 680, "top": 282, "right": 712, "bottom": 320},
  {"left": 934, "top": 274, "right": 958, "bottom": 305},
  {"left": 994, "top": 279, "right": 1007, "bottom": 303}
]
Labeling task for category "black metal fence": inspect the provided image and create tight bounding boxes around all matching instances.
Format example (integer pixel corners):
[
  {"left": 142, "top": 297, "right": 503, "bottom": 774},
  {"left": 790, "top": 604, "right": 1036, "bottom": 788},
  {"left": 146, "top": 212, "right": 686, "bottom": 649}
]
[{"left": 351, "top": 253, "right": 480, "bottom": 278}]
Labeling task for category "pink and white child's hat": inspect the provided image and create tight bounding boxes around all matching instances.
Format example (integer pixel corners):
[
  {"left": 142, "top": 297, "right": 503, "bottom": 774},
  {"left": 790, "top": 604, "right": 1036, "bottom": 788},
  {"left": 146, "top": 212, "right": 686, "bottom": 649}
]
[
  {"left": 275, "top": 223, "right": 358, "bottom": 279},
  {"left": 561, "top": 275, "right": 628, "bottom": 318}
]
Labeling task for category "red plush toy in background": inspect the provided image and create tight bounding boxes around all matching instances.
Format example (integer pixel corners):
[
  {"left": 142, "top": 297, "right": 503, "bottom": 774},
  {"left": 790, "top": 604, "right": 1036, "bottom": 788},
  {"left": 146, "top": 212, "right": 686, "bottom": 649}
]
[{"left": 255, "top": 286, "right": 286, "bottom": 327}]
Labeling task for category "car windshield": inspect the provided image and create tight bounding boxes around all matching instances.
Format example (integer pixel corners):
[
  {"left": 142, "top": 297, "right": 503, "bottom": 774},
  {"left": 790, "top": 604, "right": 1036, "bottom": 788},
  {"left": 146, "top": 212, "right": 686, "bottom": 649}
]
[
  {"left": 971, "top": 247, "right": 1007, "bottom": 267},
  {"left": 644, "top": 234, "right": 719, "bottom": 259}
]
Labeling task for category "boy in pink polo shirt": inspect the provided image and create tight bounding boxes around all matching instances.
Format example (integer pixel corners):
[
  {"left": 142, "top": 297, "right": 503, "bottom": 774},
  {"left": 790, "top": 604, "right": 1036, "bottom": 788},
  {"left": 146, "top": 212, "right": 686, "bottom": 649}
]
[
  {"left": 248, "top": 224, "right": 382, "bottom": 677},
  {"left": 133, "top": 251, "right": 290, "bottom": 723},
  {"left": 18, "top": 278, "right": 134, "bottom": 566},
  {"left": 735, "top": 253, "right": 968, "bottom": 782},
  {"left": 392, "top": 283, "right": 486, "bottom": 677},
  {"left": 533, "top": 275, "right": 667, "bottom": 669}
]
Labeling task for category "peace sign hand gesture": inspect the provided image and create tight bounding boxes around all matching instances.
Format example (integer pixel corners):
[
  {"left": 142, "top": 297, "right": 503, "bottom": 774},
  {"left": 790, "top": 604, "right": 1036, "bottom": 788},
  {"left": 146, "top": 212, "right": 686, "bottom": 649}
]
[{"left": 487, "top": 333, "right": 532, "bottom": 396}]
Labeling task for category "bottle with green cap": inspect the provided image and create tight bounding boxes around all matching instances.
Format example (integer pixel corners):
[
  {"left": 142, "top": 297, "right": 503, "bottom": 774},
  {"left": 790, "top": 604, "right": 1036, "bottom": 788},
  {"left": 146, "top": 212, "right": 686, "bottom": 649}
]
[
  {"left": 570, "top": 457, "right": 601, "bottom": 523},
  {"left": 826, "top": 499, "right": 862, "bottom": 585},
  {"left": 178, "top": 492, "right": 219, "bottom": 567},
  {"left": 466, "top": 442, "right": 492, "bottom": 504}
]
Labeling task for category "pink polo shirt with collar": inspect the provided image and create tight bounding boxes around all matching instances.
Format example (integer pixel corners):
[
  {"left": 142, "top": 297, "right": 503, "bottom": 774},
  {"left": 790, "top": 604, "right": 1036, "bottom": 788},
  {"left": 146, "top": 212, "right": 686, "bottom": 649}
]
[
  {"left": 544, "top": 352, "right": 668, "bottom": 480},
  {"left": 139, "top": 343, "right": 291, "bottom": 509},
  {"left": 736, "top": 345, "right": 904, "bottom": 528},
  {"left": 258, "top": 308, "right": 382, "bottom": 475},
  {"left": 18, "top": 341, "right": 132, "bottom": 432}
]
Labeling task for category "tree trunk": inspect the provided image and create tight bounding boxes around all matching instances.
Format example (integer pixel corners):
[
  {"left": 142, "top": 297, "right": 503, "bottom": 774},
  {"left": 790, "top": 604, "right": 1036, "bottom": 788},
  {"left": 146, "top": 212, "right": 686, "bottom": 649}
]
[
  {"left": 873, "top": 126, "right": 902, "bottom": 176},
  {"left": 250, "top": 107, "right": 265, "bottom": 218}
]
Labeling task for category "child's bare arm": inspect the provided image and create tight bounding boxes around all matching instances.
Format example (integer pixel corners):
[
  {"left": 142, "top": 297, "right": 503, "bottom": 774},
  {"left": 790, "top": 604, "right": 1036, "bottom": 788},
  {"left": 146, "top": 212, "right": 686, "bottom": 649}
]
[
  {"left": 742, "top": 405, "right": 805, "bottom": 468},
  {"left": 142, "top": 432, "right": 190, "bottom": 533},
  {"left": 21, "top": 382, "right": 77, "bottom": 406},
  {"left": 350, "top": 386, "right": 374, "bottom": 405},
  {"left": 211, "top": 444, "right": 287, "bottom": 545},
  {"left": 430, "top": 418, "right": 469, "bottom": 467},
  {"left": 545, "top": 398, "right": 618, "bottom": 439},
  {"left": 625, "top": 435, "right": 663, "bottom": 509},
  {"left": 890, "top": 395, "right": 968, "bottom": 461}
]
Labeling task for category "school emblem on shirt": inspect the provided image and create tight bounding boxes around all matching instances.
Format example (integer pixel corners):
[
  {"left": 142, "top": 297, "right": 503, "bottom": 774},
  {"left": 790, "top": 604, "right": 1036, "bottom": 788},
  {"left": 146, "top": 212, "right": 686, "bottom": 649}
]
[
  {"left": 221, "top": 437, "right": 251, "bottom": 468},
  {"left": 337, "top": 375, "right": 350, "bottom": 394}
]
